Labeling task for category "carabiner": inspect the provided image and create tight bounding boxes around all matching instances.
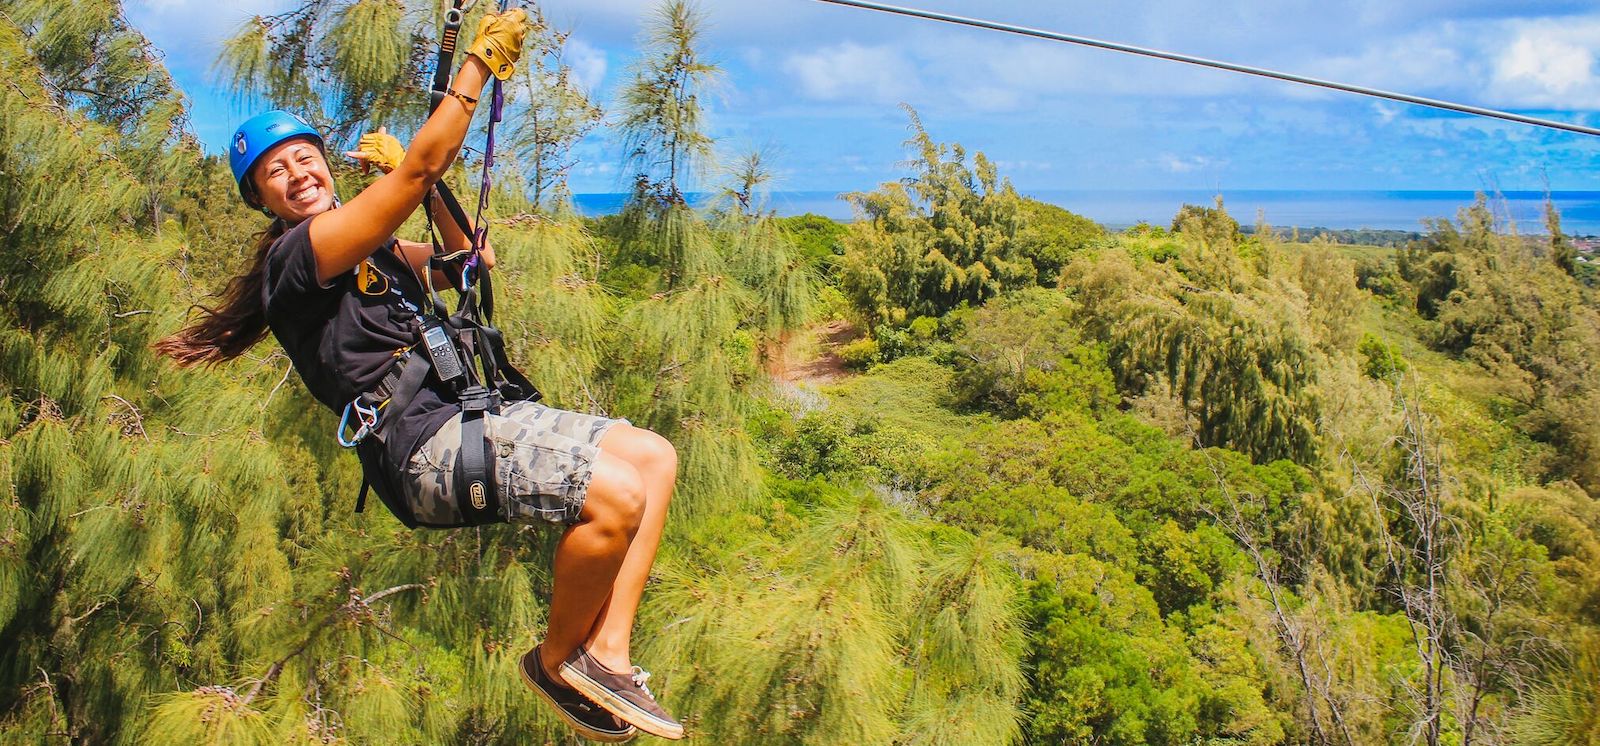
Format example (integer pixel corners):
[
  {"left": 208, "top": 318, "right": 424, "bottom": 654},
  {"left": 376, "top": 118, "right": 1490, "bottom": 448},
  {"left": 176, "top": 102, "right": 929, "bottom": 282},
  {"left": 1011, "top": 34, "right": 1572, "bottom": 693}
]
[{"left": 336, "top": 399, "right": 383, "bottom": 448}]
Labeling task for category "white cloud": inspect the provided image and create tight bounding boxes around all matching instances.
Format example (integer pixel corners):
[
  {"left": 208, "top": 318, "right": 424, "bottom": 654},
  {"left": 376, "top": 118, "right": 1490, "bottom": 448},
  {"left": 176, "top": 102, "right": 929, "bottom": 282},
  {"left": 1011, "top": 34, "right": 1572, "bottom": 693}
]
[
  {"left": 959, "top": 86, "right": 1021, "bottom": 112},
  {"left": 564, "top": 38, "right": 609, "bottom": 93},
  {"left": 993, "top": 159, "right": 1053, "bottom": 173},
  {"left": 784, "top": 43, "right": 920, "bottom": 104},
  {"left": 1491, "top": 21, "right": 1600, "bottom": 107}
]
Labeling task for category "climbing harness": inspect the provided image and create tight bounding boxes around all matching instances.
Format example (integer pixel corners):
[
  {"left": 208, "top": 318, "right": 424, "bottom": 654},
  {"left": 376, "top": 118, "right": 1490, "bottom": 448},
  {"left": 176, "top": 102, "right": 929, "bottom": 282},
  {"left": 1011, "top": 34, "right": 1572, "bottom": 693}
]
[{"left": 346, "top": 0, "right": 540, "bottom": 528}]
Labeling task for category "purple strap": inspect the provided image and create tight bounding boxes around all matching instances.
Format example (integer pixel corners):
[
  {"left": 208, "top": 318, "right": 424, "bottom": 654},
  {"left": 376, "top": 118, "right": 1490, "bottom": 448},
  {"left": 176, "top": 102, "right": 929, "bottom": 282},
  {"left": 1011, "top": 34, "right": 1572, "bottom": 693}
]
[{"left": 465, "top": 1, "right": 512, "bottom": 291}]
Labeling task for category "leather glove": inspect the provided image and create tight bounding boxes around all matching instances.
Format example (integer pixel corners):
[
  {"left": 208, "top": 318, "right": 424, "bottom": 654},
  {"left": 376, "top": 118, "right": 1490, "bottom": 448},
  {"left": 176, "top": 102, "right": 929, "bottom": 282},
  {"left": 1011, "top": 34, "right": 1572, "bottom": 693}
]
[
  {"left": 467, "top": 8, "right": 531, "bottom": 81},
  {"left": 346, "top": 127, "right": 405, "bottom": 175}
]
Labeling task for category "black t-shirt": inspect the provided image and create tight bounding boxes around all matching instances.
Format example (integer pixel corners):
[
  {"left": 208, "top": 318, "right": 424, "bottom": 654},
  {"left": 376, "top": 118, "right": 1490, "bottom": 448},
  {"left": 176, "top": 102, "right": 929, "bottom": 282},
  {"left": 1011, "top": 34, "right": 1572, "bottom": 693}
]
[{"left": 261, "top": 218, "right": 460, "bottom": 468}]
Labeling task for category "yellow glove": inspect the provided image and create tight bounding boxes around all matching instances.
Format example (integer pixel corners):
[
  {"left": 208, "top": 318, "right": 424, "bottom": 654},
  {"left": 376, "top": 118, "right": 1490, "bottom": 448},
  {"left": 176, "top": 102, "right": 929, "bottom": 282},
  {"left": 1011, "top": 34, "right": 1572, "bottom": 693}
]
[
  {"left": 467, "top": 8, "right": 531, "bottom": 81},
  {"left": 346, "top": 127, "right": 405, "bottom": 175}
]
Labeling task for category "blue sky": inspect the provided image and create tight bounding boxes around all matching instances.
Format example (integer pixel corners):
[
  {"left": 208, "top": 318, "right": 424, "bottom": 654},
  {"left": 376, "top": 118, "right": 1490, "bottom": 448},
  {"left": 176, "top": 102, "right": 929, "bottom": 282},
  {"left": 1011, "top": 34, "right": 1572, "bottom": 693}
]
[{"left": 127, "top": 0, "right": 1600, "bottom": 195}]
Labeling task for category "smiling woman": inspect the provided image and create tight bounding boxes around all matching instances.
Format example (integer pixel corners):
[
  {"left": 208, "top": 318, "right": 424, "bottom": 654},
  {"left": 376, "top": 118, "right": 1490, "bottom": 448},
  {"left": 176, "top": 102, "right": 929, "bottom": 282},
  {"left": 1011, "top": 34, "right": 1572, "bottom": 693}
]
[
  {"left": 150, "top": 7, "right": 686, "bottom": 742},
  {"left": 252, "top": 139, "right": 335, "bottom": 223}
]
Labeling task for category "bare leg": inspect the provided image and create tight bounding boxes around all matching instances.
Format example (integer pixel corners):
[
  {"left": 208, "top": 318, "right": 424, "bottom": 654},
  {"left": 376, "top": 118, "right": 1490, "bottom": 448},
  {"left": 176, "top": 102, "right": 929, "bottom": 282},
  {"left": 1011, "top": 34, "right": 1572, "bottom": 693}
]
[
  {"left": 582, "top": 424, "right": 678, "bottom": 671},
  {"left": 539, "top": 450, "right": 646, "bottom": 679}
]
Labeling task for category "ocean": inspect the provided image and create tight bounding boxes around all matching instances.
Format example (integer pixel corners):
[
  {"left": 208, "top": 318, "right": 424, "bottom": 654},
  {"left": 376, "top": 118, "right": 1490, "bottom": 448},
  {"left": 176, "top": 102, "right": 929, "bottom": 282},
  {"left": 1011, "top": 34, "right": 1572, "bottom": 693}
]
[{"left": 571, "top": 189, "right": 1600, "bottom": 235}]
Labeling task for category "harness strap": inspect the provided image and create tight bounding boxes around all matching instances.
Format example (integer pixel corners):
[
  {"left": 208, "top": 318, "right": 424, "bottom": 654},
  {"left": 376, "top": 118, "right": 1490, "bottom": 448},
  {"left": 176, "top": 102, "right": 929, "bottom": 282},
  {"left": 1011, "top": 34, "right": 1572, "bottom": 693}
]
[
  {"left": 429, "top": 0, "right": 467, "bottom": 113},
  {"left": 427, "top": 0, "right": 482, "bottom": 241},
  {"left": 455, "top": 386, "right": 502, "bottom": 525},
  {"left": 352, "top": 0, "right": 536, "bottom": 524}
]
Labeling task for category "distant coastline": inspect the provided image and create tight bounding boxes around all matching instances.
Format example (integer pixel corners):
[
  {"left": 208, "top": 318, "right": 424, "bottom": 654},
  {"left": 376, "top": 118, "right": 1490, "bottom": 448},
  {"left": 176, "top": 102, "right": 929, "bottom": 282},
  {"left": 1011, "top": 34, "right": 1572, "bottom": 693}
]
[{"left": 571, "top": 189, "right": 1600, "bottom": 236}]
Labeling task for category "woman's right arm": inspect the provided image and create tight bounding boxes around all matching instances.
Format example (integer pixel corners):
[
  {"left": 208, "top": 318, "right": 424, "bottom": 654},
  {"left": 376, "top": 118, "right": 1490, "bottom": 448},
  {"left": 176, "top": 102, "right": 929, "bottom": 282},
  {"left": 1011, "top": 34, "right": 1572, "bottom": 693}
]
[{"left": 306, "top": 58, "right": 487, "bottom": 286}]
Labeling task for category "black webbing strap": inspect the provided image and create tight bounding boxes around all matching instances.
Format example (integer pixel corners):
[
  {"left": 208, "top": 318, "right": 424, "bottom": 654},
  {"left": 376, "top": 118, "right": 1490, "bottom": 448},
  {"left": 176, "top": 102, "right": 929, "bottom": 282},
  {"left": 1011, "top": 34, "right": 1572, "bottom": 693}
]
[
  {"left": 355, "top": 0, "right": 527, "bottom": 524},
  {"left": 481, "top": 258, "right": 496, "bottom": 323},
  {"left": 455, "top": 386, "right": 501, "bottom": 525},
  {"left": 429, "top": 0, "right": 467, "bottom": 113},
  {"left": 427, "top": 0, "right": 479, "bottom": 240},
  {"left": 354, "top": 350, "right": 430, "bottom": 513}
]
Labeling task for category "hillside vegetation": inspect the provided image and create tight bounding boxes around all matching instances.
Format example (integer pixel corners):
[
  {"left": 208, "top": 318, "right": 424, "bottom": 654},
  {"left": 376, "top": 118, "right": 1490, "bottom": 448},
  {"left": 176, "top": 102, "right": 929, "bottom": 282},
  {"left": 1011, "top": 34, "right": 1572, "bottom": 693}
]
[{"left": 2, "top": 2, "right": 1598, "bottom": 745}]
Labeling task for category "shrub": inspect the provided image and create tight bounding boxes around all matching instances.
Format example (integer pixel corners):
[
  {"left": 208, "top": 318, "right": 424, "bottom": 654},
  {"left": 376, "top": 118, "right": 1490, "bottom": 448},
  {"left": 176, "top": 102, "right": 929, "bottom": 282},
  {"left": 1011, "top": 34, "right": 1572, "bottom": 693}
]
[{"left": 838, "top": 336, "right": 881, "bottom": 370}]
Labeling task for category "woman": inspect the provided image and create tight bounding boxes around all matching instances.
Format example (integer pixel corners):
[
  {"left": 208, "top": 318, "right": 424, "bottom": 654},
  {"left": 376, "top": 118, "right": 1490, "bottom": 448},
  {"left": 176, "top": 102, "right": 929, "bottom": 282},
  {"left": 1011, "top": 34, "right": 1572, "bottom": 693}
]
[{"left": 155, "top": 10, "right": 682, "bottom": 742}]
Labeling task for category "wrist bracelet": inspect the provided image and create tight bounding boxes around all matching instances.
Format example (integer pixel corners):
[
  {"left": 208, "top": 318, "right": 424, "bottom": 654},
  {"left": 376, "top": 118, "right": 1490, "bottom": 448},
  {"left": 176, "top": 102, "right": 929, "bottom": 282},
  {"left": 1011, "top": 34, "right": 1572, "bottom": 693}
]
[{"left": 445, "top": 88, "right": 478, "bottom": 108}]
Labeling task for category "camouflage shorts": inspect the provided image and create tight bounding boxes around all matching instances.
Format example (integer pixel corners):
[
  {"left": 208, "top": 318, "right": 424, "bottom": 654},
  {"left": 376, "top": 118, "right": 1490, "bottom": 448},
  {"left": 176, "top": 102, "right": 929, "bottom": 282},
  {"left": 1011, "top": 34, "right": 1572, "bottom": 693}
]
[{"left": 401, "top": 401, "right": 629, "bottom": 527}]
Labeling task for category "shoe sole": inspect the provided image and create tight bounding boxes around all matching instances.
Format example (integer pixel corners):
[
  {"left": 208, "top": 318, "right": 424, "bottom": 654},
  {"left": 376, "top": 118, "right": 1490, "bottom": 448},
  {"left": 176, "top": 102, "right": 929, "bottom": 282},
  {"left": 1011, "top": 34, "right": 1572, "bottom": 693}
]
[
  {"left": 519, "top": 652, "right": 638, "bottom": 743},
  {"left": 560, "top": 662, "right": 686, "bottom": 740}
]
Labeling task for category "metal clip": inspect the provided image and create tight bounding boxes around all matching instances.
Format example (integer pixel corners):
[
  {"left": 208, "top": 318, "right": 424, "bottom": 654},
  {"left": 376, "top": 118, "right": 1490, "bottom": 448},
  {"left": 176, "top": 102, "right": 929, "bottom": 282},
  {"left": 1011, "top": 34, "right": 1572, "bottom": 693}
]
[{"left": 337, "top": 398, "right": 384, "bottom": 448}]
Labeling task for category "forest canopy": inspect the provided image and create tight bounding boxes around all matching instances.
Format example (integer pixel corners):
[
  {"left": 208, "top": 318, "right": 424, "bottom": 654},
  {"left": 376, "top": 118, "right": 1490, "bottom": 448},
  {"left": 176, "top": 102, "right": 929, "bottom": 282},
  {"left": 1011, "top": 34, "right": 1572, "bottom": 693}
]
[{"left": 2, "top": 1, "right": 1598, "bottom": 745}]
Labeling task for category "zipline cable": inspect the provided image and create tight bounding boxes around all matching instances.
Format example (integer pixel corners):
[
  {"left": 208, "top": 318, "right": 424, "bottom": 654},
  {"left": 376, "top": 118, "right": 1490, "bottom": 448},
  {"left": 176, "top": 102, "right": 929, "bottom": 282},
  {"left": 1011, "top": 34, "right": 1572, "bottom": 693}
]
[{"left": 812, "top": 0, "right": 1600, "bottom": 138}]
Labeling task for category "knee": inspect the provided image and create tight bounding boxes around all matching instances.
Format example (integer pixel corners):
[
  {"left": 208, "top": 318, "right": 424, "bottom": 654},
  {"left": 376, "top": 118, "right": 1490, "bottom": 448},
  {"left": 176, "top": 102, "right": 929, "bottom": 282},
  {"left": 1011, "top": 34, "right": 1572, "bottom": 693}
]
[
  {"left": 638, "top": 429, "right": 679, "bottom": 480},
  {"left": 588, "top": 460, "right": 646, "bottom": 539}
]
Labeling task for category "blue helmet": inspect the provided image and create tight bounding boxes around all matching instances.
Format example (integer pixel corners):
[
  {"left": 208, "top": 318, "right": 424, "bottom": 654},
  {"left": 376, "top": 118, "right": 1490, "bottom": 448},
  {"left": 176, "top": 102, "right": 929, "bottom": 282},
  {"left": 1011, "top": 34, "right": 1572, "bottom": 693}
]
[{"left": 229, "top": 110, "right": 324, "bottom": 207}]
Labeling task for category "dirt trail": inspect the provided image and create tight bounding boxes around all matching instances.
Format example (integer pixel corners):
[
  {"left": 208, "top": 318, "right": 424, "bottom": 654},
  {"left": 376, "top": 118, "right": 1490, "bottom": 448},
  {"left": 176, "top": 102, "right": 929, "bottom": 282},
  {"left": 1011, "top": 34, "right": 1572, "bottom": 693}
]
[{"left": 767, "top": 319, "right": 857, "bottom": 388}]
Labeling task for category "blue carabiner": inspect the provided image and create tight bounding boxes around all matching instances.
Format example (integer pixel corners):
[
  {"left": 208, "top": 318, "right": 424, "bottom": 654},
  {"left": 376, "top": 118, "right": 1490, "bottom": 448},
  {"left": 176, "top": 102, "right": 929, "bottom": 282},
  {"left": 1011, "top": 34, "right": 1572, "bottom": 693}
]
[{"left": 336, "top": 399, "right": 382, "bottom": 448}]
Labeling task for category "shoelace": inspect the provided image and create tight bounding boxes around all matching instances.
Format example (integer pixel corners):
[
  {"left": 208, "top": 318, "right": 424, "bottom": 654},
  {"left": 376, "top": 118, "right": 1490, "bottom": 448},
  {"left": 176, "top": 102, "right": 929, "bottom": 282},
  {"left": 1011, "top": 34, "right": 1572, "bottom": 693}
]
[{"left": 630, "top": 667, "right": 655, "bottom": 700}]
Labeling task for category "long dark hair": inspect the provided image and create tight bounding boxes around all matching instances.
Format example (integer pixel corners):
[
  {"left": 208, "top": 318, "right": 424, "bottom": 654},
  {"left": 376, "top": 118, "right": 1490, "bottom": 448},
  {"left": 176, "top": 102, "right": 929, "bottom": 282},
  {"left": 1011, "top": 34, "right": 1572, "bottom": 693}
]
[{"left": 154, "top": 218, "right": 286, "bottom": 366}]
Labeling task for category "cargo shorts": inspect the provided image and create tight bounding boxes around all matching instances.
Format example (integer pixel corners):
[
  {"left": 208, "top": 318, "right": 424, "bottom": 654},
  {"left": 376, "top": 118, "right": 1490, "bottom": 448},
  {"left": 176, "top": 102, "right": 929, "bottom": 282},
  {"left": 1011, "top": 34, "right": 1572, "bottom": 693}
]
[{"left": 401, "top": 400, "right": 629, "bottom": 526}]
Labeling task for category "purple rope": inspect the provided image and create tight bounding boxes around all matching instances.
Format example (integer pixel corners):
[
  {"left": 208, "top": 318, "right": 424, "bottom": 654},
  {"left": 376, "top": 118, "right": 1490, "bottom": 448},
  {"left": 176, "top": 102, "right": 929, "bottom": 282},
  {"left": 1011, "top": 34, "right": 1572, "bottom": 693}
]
[{"left": 464, "top": 1, "right": 513, "bottom": 291}]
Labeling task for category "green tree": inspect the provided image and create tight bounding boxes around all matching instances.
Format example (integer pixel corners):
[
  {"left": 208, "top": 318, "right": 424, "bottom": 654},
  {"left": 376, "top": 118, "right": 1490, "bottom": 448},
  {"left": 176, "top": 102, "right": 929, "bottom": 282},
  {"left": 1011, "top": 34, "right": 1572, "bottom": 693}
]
[
  {"left": 4, "top": 0, "right": 192, "bottom": 225},
  {"left": 840, "top": 107, "right": 1036, "bottom": 328},
  {"left": 218, "top": 0, "right": 591, "bottom": 167},
  {"left": 617, "top": 0, "right": 718, "bottom": 206},
  {"left": 1399, "top": 196, "right": 1600, "bottom": 494},
  {"left": 603, "top": 2, "right": 815, "bottom": 518},
  {"left": 1014, "top": 198, "right": 1105, "bottom": 287},
  {"left": 508, "top": 21, "right": 603, "bottom": 208},
  {"left": 1172, "top": 197, "right": 1243, "bottom": 249},
  {"left": 1066, "top": 249, "right": 1321, "bottom": 464},
  {"left": 947, "top": 288, "right": 1116, "bottom": 418}
]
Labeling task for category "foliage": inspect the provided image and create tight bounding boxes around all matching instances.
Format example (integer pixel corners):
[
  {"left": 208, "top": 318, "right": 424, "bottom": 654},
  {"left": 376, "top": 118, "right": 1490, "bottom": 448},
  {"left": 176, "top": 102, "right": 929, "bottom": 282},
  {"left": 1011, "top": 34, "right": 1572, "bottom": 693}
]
[
  {"left": 839, "top": 107, "right": 1037, "bottom": 328},
  {"left": 616, "top": 0, "right": 719, "bottom": 203},
  {"left": 502, "top": 27, "right": 604, "bottom": 207},
  {"left": 6, "top": 2, "right": 1600, "bottom": 744},
  {"left": 3, "top": 0, "right": 192, "bottom": 225},
  {"left": 1398, "top": 196, "right": 1600, "bottom": 494},
  {"left": 640, "top": 490, "right": 1026, "bottom": 745},
  {"left": 217, "top": 0, "right": 596, "bottom": 183},
  {"left": 779, "top": 213, "right": 850, "bottom": 277},
  {"left": 947, "top": 288, "right": 1116, "bottom": 418},
  {"left": 1014, "top": 198, "right": 1105, "bottom": 287},
  {"left": 1065, "top": 240, "right": 1322, "bottom": 464},
  {"left": 1357, "top": 333, "right": 1407, "bottom": 381},
  {"left": 1021, "top": 558, "right": 1283, "bottom": 746},
  {"left": 1172, "top": 197, "right": 1243, "bottom": 248}
]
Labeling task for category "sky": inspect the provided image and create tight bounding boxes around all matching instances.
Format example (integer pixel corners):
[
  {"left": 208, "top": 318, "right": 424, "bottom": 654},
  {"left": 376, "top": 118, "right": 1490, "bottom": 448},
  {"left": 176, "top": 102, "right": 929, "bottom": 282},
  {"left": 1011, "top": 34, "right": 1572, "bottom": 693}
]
[{"left": 125, "top": 0, "right": 1600, "bottom": 195}]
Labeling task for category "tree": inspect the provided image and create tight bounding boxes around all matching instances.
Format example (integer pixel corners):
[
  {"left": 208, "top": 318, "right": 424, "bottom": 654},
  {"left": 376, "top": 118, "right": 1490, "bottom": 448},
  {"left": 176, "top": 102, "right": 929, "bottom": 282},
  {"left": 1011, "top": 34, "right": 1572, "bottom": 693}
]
[
  {"left": 617, "top": 0, "right": 718, "bottom": 206},
  {"left": 1398, "top": 196, "right": 1600, "bottom": 494},
  {"left": 506, "top": 16, "right": 603, "bottom": 209},
  {"left": 600, "top": 1, "right": 817, "bottom": 518},
  {"left": 1545, "top": 196, "right": 1577, "bottom": 277},
  {"left": 217, "top": 0, "right": 592, "bottom": 175},
  {"left": 1172, "top": 197, "right": 1243, "bottom": 249},
  {"left": 4, "top": 0, "right": 193, "bottom": 226},
  {"left": 947, "top": 288, "right": 1116, "bottom": 418},
  {"left": 840, "top": 107, "right": 1037, "bottom": 328},
  {"left": 1014, "top": 198, "right": 1105, "bottom": 287},
  {"left": 1065, "top": 249, "right": 1321, "bottom": 465}
]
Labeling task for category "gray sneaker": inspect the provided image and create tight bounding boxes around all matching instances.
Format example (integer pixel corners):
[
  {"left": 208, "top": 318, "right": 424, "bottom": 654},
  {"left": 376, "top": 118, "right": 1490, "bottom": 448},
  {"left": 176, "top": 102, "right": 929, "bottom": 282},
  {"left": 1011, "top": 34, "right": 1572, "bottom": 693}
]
[
  {"left": 559, "top": 648, "right": 685, "bottom": 740},
  {"left": 520, "top": 647, "right": 638, "bottom": 742}
]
